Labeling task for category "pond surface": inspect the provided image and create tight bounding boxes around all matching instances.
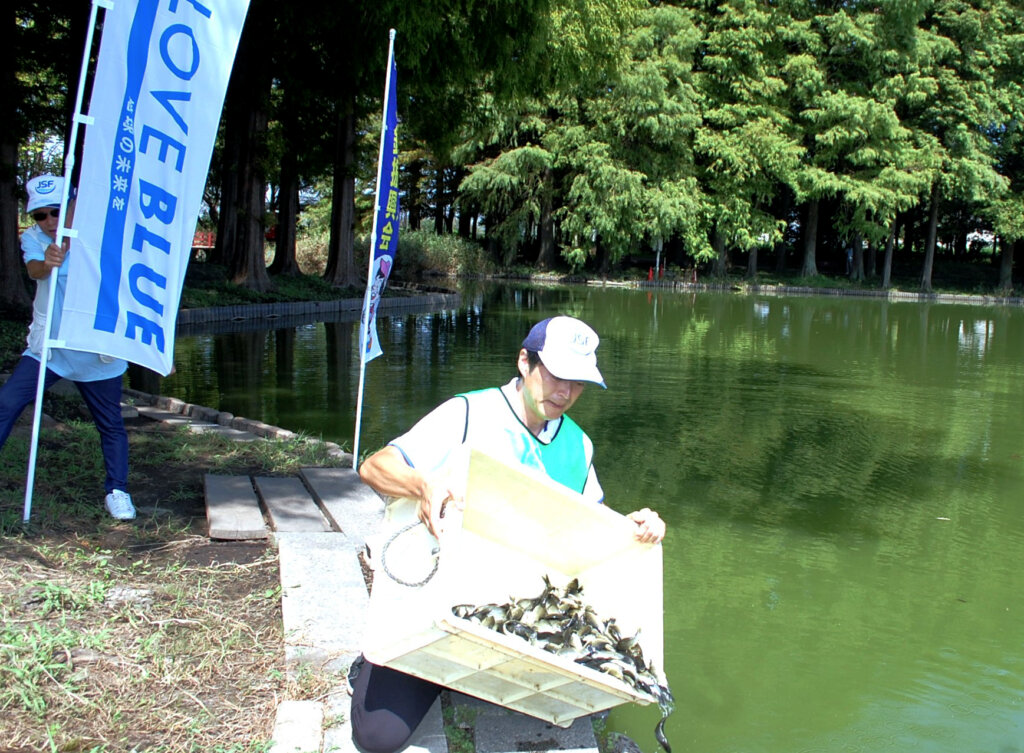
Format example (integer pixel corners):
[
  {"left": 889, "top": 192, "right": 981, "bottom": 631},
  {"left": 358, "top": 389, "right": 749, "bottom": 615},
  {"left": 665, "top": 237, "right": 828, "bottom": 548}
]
[{"left": 158, "top": 284, "right": 1024, "bottom": 753}]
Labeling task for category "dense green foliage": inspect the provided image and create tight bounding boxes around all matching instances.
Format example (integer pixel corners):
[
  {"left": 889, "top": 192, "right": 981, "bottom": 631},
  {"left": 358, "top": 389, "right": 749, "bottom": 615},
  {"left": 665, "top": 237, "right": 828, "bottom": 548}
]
[{"left": 7, "top": 0, "right": 1024, "bottom": 304}]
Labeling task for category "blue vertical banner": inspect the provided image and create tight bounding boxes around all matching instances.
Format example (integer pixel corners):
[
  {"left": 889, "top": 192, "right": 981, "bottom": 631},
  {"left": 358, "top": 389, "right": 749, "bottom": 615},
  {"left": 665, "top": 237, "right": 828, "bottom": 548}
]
[
  {"left": 360, "top": 34, "right": 399, "bottom": 363},
  {"left": 59, "top": 0, "right": 250, "bottom": 376}
]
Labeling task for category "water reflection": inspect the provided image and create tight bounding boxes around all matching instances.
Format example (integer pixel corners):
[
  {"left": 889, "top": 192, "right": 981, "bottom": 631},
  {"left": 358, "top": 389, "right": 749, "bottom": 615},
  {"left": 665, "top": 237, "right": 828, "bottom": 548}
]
[{"left": 154, "top": 285, "right": 1024, "bottom": 753}]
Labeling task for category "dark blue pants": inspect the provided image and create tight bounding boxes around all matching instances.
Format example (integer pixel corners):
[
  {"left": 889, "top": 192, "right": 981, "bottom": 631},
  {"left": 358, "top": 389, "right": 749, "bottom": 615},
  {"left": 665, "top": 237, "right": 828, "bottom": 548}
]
[
  {"left": 350, "top": 657, "right": 441, "bottom": 753},
  {"left": 0, "top": 356, "right": 128, "bottom": 493}
]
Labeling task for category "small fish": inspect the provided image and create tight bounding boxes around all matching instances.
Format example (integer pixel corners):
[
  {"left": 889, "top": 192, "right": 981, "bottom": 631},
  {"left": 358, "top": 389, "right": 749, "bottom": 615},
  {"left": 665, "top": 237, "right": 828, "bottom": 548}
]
[{"left": 655, "top": 715, "right": 671, "bottom": 753}]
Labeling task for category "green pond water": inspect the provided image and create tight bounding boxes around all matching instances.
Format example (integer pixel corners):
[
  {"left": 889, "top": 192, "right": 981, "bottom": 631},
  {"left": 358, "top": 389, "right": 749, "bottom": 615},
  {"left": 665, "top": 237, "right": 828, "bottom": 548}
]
[{"left": 159, "top": 284, "right": 1024, "bottom": 753}]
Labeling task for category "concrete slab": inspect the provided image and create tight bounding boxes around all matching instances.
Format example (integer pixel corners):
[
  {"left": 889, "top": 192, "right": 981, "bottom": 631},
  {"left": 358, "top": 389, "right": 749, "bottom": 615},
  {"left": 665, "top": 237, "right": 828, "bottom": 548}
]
[
  {"left": 187, "top": 422, "right": 259, "bottom": 441},
  {"left": 136, "top": 405, "right": 194, "bottom": 425},
  {"left": 204, "top": 474, "right": 267, "bottom": 541},
  {"left": 257, "top": 476, "right": 330, "bottom": 532},
  {"left": 277, "top": 532, "right": 368, "bottom": 674},
  {"left": 300, "top": 467, "right": 385, "bottom": 551},
  {"left": 451, "top": 693, "right": 599, "bottom": 753},
  {"left": 270, "top": 699, "right": 322, "bottom": 753}
]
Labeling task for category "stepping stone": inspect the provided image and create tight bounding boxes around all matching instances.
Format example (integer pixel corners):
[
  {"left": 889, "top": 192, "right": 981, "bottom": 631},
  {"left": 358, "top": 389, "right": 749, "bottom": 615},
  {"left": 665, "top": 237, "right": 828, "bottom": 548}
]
[
  {"left": 270, "top": 699, "right": 323, "bottom": 753},
  {"left": 300, "top": 467, "right": 385, "bottom": 549},
  {"left": 256, "top": 476, "right": 330, "bottom": 532},
  {"left": 136, "top": 405, "right": 194, "bottom": 425},
  {"left": 277, "top": 532, "right": 368, "bottom": 671},
  {"left": 451, "top": 692, "right": 599, "bottom": 753},
  {"left": 204, "top": 474, "right": 267, "bottom": 540}
]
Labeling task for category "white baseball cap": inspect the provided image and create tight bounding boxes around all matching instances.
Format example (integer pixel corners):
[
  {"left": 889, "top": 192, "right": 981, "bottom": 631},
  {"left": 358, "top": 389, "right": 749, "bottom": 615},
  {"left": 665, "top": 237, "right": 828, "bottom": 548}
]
[
  {"left": 522, "top": 316, "right": 606, "bottom": 388},
  {"left": 25, "top": 174, "right": 64, "bottom": 214}
]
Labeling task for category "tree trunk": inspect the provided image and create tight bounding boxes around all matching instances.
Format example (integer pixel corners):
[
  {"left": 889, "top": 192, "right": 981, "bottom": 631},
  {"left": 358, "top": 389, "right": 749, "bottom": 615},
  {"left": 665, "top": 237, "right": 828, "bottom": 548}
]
[
  {"left": 0, "top": 141, "right": 30, "bottom": 318},
  {"left": 596, "top": 235, "right": 610, "bottom": 276},
  {"left": 457, "top": 200, "right": 473, "bottom": 237},
  {"left": 920, "top": 182, "right": 940, "bottom": 293},
  {"left": 537, "top": 168, "right": 556, "bottom": 270},
  {"left": 1, "top": 5, "right": 32, "bottom": 314},
  {"left": 269, "top": 103, "right": 301, "bottom": 277},
  {"left": 881, "top": 216, "right": 897, "bottom": 290},
  {"left": 219, "top": 0, "right": 273, "bottom": 291},
  {"left": 746, "top": 246, "right": 758, "bottom": 278},
  {"left": 711, "top": 228, "right": 728, "bottom": 278},
  {"left": 997, "top": 237, "right": 1014, "bottom": 293},
  {"left": 269, "top": 151, "right": 300, "bottom": 276},
  {"left": 324, "top": 108, "right": 358, "bottom": 287},
  {"left": 851, "top": 232, "right": 864, "bottom": 282},
  {"left": 800, "top": 199, "right": 819, "bottom": 277},
  {"left": 433, "top": 166, "right": 446, "bottom": 234},
  {"left": 774, "top": 188, "right": 792, "bottom": 273},
  {"left": 64, "top": 1, "right": 93, "bottom": 187}
]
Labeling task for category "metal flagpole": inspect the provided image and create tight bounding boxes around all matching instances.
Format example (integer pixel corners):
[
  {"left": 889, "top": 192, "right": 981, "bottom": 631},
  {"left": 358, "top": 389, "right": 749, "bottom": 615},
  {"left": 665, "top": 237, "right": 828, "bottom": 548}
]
[
  {"left": 23, "top": 0, "right": 111, "bottom": 522},
  {"left": 352, "top": 28, "right": 397, "bottom": 470}
]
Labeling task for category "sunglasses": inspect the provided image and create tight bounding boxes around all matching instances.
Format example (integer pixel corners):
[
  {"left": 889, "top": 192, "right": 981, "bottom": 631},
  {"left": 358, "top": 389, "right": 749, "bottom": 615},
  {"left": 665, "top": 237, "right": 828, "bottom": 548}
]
[{"left": 31, "top": 208, "right": 61, "bottom": 222}]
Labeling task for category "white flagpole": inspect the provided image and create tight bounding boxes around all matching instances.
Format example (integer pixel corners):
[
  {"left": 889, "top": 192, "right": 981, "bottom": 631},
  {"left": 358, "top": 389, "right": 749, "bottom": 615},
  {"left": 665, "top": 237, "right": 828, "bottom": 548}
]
[
  {"left": 23, "top": 0, "right": 111, "bottom": 522},
  {"left": 352, "top": 29, "right": 396, "bottom": 470}
]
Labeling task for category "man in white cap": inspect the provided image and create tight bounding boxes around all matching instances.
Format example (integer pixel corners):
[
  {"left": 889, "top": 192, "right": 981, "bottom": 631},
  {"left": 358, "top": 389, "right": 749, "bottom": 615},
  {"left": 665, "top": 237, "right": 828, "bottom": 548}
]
[
  {"left": 0, "top": 174, "right": 135, "bottom": 520},
  {"left": 350, "top": 315, "right": 665, "bottom": 753}
]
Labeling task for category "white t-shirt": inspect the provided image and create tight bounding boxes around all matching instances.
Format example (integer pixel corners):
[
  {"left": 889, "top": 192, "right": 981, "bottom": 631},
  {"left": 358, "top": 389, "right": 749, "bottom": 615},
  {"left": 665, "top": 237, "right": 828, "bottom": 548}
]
[{"left": 389, "top": 378, "right": 604, "bottom": 504}]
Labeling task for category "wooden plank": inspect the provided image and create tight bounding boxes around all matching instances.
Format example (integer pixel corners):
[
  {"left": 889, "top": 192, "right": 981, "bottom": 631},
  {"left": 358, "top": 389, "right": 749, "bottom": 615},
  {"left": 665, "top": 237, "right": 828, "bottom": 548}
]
[
  {"left": 204, "top": 474, "right": 267, "bottom": 540},
  {"left": 255, "top": 476, "right": 329, "bottom": 532},
  {"left": 299, "top": 467, "right": 385, "bottom": 547}
]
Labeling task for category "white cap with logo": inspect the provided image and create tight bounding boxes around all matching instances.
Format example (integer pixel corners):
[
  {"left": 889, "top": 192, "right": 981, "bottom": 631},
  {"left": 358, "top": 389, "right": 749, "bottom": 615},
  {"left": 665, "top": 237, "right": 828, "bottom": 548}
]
[
  {"left": 25, "top": 174, "right": 64, "bottom": 214},
  {"left": 521, "top": 316, "right": 606, "bottom": 389}
]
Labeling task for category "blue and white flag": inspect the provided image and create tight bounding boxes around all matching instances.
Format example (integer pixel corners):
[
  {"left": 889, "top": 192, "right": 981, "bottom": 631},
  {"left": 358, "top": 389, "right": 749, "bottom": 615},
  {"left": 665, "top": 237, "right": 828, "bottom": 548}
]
[
  {"left": 360, "top": 40, "right": 400, "bottom": 363},
  {"left": 59, "top": 0, "right": 250, "bottom": 376}
]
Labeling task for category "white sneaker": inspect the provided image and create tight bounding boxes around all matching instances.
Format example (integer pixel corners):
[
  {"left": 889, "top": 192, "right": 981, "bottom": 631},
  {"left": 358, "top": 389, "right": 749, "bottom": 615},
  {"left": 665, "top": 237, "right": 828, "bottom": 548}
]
[{"left": 105, "top": 490, "right": 136, "bottom": 520}]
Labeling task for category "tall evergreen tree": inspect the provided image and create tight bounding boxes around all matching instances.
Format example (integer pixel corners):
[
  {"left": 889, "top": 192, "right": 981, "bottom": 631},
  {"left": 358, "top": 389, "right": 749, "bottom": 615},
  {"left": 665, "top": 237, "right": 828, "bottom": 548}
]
[{"left": 693, "top": 0, "right": 802, "bottom": 278}]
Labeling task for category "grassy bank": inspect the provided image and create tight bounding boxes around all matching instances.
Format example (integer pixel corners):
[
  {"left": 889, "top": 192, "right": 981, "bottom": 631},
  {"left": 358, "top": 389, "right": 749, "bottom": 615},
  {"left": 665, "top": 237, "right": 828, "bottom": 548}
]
[{"left": 0, "top": 414, "right": 346, "bottom": 751}]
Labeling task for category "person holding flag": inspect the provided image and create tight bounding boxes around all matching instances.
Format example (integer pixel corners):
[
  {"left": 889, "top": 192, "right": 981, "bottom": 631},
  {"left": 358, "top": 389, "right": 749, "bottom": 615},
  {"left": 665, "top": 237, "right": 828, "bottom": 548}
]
[{"left": 0, "top": 175, "right": 135, "bottom": 520}]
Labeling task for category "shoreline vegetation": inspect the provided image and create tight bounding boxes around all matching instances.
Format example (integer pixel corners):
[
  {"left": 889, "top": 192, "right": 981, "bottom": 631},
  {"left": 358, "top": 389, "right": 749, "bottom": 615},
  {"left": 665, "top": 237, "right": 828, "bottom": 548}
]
[{"left": 1, "top": 261, "right": 1021, "bottom": 752}]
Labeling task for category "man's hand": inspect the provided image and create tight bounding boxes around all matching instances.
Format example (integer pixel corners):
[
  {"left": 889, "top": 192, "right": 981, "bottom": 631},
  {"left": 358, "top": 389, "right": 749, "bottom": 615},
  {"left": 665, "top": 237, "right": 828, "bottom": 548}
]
[
  {"left": 43, "top": 241, "right": 68, "bottom": 269},
  {"left": 26, "top": 240, "right": 70, "bottom": 280},
  {"left": 359, "top": 445, "right": 463, "bottom": 539},
  {"left": 416, "top": 481, "right": 462, "bottom": 539},
  {"left": 627, "top": 507, "right": 666, "bottom": 544}
]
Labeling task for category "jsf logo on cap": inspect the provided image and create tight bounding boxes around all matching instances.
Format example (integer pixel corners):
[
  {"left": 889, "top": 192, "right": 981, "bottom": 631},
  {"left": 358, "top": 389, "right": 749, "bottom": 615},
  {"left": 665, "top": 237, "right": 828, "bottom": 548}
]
[
  {"left": 571, "top": 332, "right": 591, "bottom": 351},
  {"left": 35, "top": 178, "right": 57, "bottom": 195}
]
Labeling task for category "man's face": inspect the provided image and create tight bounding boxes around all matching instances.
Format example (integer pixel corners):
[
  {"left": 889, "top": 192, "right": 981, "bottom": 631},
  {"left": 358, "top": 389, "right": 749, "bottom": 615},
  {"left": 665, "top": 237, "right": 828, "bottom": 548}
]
[
  {"left": 32, "top": 207, "right": 60, "bottom": 237},
  {"left": 517, "top": 349, "right": 586, "bottom": 426}
]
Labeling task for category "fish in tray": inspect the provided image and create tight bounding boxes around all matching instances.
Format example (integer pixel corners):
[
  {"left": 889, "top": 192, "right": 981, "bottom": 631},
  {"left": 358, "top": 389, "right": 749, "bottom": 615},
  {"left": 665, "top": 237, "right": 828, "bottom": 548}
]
[{"left": 452, "top": 575, "right": 675, "bottom": 753}]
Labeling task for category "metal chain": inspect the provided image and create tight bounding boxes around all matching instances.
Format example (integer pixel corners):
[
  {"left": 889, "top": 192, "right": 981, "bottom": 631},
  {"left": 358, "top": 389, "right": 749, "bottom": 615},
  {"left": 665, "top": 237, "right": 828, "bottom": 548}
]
[{"left": 380, "top": 520, "right": 439, "bottom": 587}]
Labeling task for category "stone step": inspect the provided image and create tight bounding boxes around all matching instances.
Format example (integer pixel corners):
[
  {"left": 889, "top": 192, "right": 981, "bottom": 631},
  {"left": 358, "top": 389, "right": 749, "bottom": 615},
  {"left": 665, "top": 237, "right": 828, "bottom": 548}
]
[
  {"left": 255, "top": 476, "right": 331, "bottom": 533},
  {"left": 450, "top": 693, "right": 600, "bottom": 753},
  {"left": 299, "top": 467, "right": 385, "bottom": 551},
  {"left": 276, "top": 532, "right": 367, "bottom": 672},
  {"left": 204, "top": 474, "right": 268, "bottom": 541}
]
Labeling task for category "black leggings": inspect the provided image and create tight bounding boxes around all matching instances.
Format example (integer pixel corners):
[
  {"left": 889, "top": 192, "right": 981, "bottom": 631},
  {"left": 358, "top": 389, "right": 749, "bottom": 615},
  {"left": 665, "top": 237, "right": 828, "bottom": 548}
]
[{"left": 350, "top": 657, "right": 442, "bottom": 753}]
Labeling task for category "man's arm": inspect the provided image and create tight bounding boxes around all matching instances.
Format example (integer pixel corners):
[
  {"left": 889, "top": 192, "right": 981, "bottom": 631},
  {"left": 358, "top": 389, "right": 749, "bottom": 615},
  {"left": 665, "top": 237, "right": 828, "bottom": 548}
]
[
  {"left": 26, "top": 241, "right": 68, "bottom": 279},
  {"left": 359, "top": 445, "right": 457, "bottom": 538},
  {"left": 359, "top": 446, "right": 430, "bottom": 500}
]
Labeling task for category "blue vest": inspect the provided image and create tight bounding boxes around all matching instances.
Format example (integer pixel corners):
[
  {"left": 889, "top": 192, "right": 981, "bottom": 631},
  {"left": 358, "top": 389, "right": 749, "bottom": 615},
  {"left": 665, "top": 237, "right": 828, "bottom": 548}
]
[{"left": 458, "top": 387, "right": 591, "bottom": 493}]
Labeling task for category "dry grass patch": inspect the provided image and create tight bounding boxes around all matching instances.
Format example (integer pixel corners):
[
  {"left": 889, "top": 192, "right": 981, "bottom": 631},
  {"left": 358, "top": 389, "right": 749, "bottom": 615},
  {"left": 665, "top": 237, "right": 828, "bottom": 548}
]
[{"left": 0, "top": 420, "right": 348, "bottom": 752}]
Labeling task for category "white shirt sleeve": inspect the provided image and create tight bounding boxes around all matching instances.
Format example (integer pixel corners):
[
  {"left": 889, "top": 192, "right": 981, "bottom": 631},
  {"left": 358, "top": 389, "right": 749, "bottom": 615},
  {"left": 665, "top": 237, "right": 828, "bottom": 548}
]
[{"left": 389, "top": 397, "right": 470, "bottom": 477}]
